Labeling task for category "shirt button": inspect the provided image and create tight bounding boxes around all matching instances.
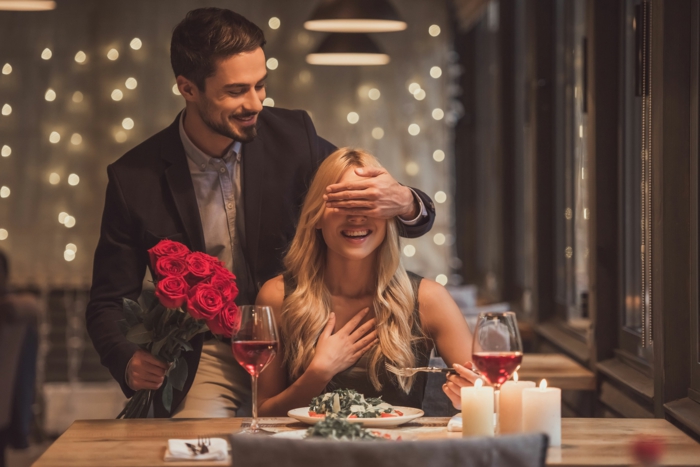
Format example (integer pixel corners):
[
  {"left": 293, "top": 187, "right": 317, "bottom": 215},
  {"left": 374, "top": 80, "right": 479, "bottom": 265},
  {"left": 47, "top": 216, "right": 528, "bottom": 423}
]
[
  {"left": 219, "top": 167, "right": 225, "bottom": 173},
  {"left": 200, "top": 164, "right": 206, "bottom": 170},
  {"left": 227, "top": 203, "right": 233, "bottom": 210}
]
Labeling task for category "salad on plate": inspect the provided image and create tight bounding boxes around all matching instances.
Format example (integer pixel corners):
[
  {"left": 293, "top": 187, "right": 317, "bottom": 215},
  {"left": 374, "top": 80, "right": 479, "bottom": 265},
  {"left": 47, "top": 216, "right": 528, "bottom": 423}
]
[{"left": 308, "top": 389, "right": 404, "bottom": 419}]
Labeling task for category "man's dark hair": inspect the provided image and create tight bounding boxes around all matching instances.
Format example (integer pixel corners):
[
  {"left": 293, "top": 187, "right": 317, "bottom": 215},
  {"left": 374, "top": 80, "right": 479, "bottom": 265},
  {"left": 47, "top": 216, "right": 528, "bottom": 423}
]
[{"left": 171, "top": 8, "right": 266, "bottom": 91}]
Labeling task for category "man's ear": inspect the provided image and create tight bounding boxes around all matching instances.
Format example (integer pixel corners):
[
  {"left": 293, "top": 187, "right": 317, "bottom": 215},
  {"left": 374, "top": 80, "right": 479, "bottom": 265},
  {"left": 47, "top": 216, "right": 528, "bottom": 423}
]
[{"left": 176, "top": 75, "right": 199, "bottom": 101}]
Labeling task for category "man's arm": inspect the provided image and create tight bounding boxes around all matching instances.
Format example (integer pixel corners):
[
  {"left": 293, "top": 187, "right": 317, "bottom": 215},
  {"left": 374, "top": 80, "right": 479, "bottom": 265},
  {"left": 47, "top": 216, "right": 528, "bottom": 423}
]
[{"left": 85, "top": 165, "right": 145, "bottom": 398}]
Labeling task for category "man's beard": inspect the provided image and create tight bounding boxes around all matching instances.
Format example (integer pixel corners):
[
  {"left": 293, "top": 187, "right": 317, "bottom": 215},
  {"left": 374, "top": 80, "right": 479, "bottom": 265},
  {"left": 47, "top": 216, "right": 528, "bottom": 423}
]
[{"left": 197, "top": 104, "right": 258, "bottom": 143}]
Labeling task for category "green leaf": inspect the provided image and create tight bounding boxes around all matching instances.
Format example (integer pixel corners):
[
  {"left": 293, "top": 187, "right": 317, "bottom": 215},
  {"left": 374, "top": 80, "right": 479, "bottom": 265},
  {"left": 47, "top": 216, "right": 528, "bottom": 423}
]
[
  {"left": 151, "top": 328, "right": 178, "bottom": 357},
  {"left": 117, "top": 319, "right": 130, "bottom": 337},
  {"left": 173, "top": 336, "right": 193, "bottom": 352},
  {"left": 162, "top": 381, "right": 173, "bottom": 413},
  {"left": 140, "top": 288, "right": 158, "bottom": 312},
  {"left": 126, "top": 323, "right": 153, "bottom": 345},
  {"left": 122, "top": 298, "right": 144, "bottom": 327},
  {"left": 144, "top": 304, "right": 165, "bottom": 331},
  {"left": 169, "top": 357, "right": 188, "bottom": 392}
]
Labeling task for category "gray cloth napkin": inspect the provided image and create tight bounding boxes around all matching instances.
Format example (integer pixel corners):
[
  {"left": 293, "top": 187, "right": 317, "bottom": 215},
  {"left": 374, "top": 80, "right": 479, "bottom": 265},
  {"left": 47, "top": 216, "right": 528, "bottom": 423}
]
[{"left": 229, "top": 433, "right": 548, "bottom": 467}]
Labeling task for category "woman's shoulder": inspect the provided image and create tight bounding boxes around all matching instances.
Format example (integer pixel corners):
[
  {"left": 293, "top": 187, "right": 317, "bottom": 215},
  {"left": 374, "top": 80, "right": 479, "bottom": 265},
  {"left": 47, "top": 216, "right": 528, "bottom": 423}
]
[
  {"left": 256, "top": 275, "right": 285, "bottom": 309},
  {"left": 416, "top": 277, "right": 452, "bottom": 304}
]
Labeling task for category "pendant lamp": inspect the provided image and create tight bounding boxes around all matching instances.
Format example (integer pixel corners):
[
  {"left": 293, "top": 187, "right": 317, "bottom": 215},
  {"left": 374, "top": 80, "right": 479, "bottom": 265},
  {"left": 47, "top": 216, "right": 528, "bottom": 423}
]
[
  {"left": 306, "top": 33, "right": 390, "bottom": 66},
  {"left": 304, "top": 0, "right": 406, "bottom": 33},
  {"left": 0, "top": 0, "right": 55, "bottom": 10}
]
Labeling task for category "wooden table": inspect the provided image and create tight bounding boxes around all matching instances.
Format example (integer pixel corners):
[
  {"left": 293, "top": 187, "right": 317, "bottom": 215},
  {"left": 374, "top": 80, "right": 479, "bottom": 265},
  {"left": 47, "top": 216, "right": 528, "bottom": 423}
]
[
  {"left": 33, "top": 417, "right": 700, "bottom": 467},
  {"left": 518, "top": 354, "right": 596, "bottom": 390}
]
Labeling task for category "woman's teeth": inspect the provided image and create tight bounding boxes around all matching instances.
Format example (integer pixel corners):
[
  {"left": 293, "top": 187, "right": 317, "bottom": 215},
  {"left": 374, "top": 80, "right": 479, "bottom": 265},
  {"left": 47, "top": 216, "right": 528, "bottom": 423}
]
[{"left": 342, "top": 230, "right": 370, "bottom": 238}]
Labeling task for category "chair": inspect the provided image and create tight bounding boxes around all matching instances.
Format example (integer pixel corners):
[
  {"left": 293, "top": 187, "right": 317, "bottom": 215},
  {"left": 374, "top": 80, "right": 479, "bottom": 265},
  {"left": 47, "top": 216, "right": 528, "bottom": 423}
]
[{"left": 229, "top": 433, "right": 548, "bottom": 467}]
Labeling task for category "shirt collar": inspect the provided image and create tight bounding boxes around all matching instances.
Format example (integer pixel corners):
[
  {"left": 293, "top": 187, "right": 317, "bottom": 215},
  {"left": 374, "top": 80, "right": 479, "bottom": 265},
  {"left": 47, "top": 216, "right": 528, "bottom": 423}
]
[{"left": 178, "top": 110, "right": 242, "bottom": 172}]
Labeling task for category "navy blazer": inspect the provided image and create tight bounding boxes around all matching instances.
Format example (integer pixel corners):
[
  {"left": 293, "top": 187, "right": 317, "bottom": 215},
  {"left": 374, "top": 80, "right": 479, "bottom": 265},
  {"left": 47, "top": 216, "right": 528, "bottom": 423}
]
[{"left": 86, "top": 107, "right": 436, "bottom": 417}]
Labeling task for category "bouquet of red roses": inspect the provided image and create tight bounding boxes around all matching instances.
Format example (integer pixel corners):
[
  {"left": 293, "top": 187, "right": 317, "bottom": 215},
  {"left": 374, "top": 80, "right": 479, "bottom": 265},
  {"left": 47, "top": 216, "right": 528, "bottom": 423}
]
[{"left": 116, "top": 239, "right": 240, "bottom": 418}]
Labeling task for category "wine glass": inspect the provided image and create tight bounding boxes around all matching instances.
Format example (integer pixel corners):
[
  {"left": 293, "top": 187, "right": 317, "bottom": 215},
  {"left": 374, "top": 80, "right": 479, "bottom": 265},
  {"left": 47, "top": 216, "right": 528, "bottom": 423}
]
[
  {"left": 471, "top": 311, "right": 523, "bottom": 433},
  {"left": 231, "top": 305, "right": 279, "bottom": 434}
]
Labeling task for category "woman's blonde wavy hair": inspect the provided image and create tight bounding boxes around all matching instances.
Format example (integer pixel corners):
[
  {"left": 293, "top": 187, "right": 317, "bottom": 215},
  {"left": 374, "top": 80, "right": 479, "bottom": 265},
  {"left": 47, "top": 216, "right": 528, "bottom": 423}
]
[{"left": 281, "top": 147, "right": 422, "bottom": 393}]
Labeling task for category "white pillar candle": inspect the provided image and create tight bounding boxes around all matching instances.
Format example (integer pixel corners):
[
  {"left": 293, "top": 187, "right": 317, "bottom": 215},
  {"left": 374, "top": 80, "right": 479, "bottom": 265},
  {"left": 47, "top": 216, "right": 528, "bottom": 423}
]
[
  {"left": 522, "top": 379, "right": 561, "bottom": 446},
  {"left": 499, "top": 372, "right": 536, "bottom": 434},
  {"left": 461, "top": 378, "right": 494, "bottom": 437}
]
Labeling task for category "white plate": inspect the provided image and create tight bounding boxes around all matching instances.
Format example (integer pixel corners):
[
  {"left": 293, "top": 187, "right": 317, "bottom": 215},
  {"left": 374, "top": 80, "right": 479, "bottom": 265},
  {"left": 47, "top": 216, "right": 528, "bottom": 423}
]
[
  {"left": 272, "top": 429, "right": 409, "bottom": 441},
  {"left": 287, "top": 406, "right": 424, "bottom": 428}
]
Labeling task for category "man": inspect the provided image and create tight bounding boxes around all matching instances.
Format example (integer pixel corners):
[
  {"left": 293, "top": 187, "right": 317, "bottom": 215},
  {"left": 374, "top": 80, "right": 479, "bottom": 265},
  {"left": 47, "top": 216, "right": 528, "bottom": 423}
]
[{"left": 86, "top": 8, "right": 436, "bottom": 418}]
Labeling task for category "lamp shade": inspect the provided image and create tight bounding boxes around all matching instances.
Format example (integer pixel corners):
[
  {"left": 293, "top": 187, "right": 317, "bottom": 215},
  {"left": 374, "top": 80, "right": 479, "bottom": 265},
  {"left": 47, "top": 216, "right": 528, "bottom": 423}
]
[
  {"left": 304, "top": 0, "right": 406, "bottom": 33},
  {"left": 306, "top": 33, "right": 390, "bottom": 66},
  {"left": 0, "top": 0, "right": 55, "bottom": 10}
]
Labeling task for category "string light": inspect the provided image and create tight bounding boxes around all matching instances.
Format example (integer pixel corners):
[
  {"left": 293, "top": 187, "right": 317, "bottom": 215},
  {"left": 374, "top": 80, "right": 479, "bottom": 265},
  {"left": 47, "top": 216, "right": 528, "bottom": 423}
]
[
  {"left": 368, "top": 88, "right": 380, "bottom": 100},
  {"left": 433, "top": 149, "right": 445, "bottom": 162},
  {"left": 66, "top": 243, "right": 77, "bottom": 253},
  {"left": 268, "top": 17, "right": 281, "bottom": 29},
  {"left": 429, "top": 25, "right": 441, "bottom": 37},
  {"left": 41, "top": 48, "right": 52, "bottom": 60},
  {"left": 414, "top": 89, "right": 426, "bottom": 100},
  {"left": 72, "top": 91, "right": 84, "bottom": 103},
  {"left": 371, "top": 127, "right": 384, "bottom": 140},
  {"left": 266, "top": 58, "right": 279, "bottom": 70},
  {"left": 122, "top": 118, "right": 134, "bottom": 130},
  {"left": 64, "top": 216, "right": 76, "bottom": 228},
  {"left": 45, "top": 88, "right": 56, "bottom": 101},
  {"left": 433, "top": 233, "right": 446, "bottom": 245},
  {"left": 107, "top": 48, "right": 119, "bottom": 60},
  {"left": 436, "top": 274, "right": 448, "bottom": 285},
  {"left": 64, "top": 249, "right": 76, "bottom": 261},
  {"left": 435, "top": 191, "right": 447, "bottom": 203},
  {"left": 405, "top": 161, "right": 419, "bottom": 176},
  {"left": 408, "top": 124, "right": 420, "bottom": 136},
  {"left": 403, "top": 245, "right": 416, "bottom": 257},
  {"left": 114, "top": 130, "right": 127, "bottom": 143},
  {"left": 0, "top": 186, "right": 10, "bottom": 198},
  {"left": 111, "top": 89, "right": 123, "bottom": 101},
  {"left": 2, "top": 104, "right": 12, "bottom": 116},
  {"left": 2, "top": 63, "right": 12, "bottom": 75},
  {"left": 432, "top": 108, "right": 444, "bottom": 120},
  {"left": 68, "top": 174, "right": 80, "bottom": 186},
  {"left": 125, "top": 77, "right": 137, "bottom": 90},
  {"left": 49, "top": 173, "right": 60, "bottom": 185},
  {"left": 172, "top": 84, "right": 181, "bottom": 95},
  {"left": 70, "top": 133, "right": 82, "bottom": 145},
  {"left": 74, "top": 51, "right": 87, "bottom": 64},
  {"left": 430, "top": 66, "right": 442, "bottom": 78},
  {"left": 130, "top": 38, "right": 142, "bottom": 50},
  {"left": 1, "top": 145, "right": 10, "bottom": 157},
  {"left": 408, "top": 83, "right": 421, "bottom": 94},
  {"left": 347, "top": 112, "right": 359, "bottom": 124},
  {"left": 49, "top": 131, "right": 60, "bottom": 143},
  {"left": 0, "top": 229, "right": 7, "bottom": 241},
  {"left": 262, "top": 97, "right": 275, "bottom": 107},
  {"left": 58, "top": 212, "right": 68, "bottom": 224}
]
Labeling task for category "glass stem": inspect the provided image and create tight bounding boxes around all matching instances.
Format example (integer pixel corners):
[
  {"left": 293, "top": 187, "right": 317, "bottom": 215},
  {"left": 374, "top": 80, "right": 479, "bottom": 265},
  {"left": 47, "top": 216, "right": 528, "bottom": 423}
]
[
  {"left": 251, "top": 375, "right": 259, "bottom": 431},
  {"left": 494, "top": 388, "right": 501, "bottom": 435}
]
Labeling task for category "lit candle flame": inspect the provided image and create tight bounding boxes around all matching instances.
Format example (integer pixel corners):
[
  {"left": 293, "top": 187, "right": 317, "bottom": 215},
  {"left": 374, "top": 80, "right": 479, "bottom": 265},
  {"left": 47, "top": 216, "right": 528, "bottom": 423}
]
[
  {"left": 540, "top": 379, "right": 548, "bottom": 389},
  {"left": 475, "top": 378, "right": 483, "bottom": 388},
  {"left": 513, "top": 371, "right": 519, "bottom": 383}
]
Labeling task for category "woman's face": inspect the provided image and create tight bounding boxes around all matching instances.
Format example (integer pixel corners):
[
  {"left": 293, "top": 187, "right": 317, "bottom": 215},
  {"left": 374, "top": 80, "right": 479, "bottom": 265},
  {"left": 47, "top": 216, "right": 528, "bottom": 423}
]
[{"left": 317, "top": 167, "right": 388, "bottom": 262}]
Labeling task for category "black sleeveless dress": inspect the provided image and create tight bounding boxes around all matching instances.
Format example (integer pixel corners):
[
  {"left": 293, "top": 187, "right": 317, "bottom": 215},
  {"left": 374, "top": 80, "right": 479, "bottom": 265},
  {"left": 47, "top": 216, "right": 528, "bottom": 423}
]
[{"left": 283, "top": 271, "right": 432, "bottom": 409}]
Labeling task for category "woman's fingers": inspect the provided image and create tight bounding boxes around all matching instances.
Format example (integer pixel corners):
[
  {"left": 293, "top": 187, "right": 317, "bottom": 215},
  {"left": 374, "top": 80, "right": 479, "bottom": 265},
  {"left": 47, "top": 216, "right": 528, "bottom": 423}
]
[
  {"left": 442, "top": 383, "right": 462, "bottom": 409},
  {"left": 340, "top": 307, "right": 370, "bottom": 334},
  {"left": 353, "top": 338, "right": 379, "bottom": 359},
  {"left": 321, "top": 312, "right": 336, "bottom": 339},
  {"left": 349, "top": 317, "right": 376, "bottom": 340},
  {"left": 352, "top": 330, "right": 378, "bottom": 351},
  {"left": 452, "top": 362, "right": 481, "bottom": 384},
  {"left": 446, "top": 371, "right": 476, "bottom": 389}
]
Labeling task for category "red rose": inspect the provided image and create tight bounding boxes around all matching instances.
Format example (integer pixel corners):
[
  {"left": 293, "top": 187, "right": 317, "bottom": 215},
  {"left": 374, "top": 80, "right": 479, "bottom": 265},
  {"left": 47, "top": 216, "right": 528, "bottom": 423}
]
[
  {"left": 185, "top": 252, "right": 214, "bottom": 285},
  {"left": 210, "top": 271, "right": 239, "bottom": 303},
  {"left": 155, "top": 256, "right": 188, "bottom": 278},
  {"left": 148, "top": 239, "right": 190, "bottom": 268},
  {"left": 186, "top": 284, "right": 224, "bottom": 320},
  {"left": 206, "top": 301, "right": 241, "bottom": 338},
  {"left": 155, "top": 275, "right": 189, "bottom": 309}
]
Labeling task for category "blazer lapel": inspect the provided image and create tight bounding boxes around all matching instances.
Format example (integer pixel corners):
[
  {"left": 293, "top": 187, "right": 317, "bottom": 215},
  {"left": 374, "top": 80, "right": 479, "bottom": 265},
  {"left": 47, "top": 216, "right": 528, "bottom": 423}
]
[
  {"left": 160, "top": 116, "right": 206, "bottom": 253},
  {"left": 241, "top": 130, "right": 265, "bottom": 280}
]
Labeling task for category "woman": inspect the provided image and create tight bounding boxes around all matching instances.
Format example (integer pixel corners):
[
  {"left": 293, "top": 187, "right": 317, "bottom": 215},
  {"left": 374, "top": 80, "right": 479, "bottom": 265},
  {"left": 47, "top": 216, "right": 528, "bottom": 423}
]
[{"left": 257, "top": 148, "right": 478, "bottom": 416}]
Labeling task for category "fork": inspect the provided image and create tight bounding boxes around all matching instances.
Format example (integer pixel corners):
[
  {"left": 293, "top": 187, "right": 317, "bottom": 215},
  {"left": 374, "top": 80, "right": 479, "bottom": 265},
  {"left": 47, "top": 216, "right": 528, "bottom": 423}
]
[
  {"left": 197, "top": 436, "right": 210, "bottom": 455},
  {"left": 385, "top": 363, "right": 457, "bottom": 377}
]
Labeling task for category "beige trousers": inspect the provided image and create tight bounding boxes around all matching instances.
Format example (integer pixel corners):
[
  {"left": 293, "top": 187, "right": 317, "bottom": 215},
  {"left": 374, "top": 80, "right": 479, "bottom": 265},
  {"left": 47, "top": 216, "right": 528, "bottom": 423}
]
[{"left": 172, "top": 339, "right": 251, "bottom": 418}]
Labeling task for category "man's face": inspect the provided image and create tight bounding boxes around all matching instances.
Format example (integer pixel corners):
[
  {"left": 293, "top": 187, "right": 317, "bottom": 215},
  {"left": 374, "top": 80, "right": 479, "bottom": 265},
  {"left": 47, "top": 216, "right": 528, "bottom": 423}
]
[{"left": 193, "top": 47, "right": 267, "bottom": 142}]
